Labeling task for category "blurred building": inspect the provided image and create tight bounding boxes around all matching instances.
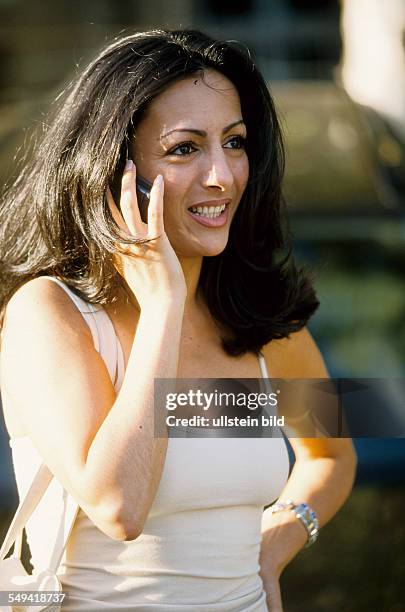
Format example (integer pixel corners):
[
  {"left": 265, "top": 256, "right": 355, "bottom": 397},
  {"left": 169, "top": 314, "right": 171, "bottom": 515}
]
[
  {"left": 1, "top": 4, "right": 405, "bottom": 609},
  {"left": 0, "top": 0, "right": 340, "bottom": 102},
  {"left": 341, "top": 0, "right": 405, "bottom": 142},
  {"left": 0, "top": 0, "right": 404, "bottom": 485}
]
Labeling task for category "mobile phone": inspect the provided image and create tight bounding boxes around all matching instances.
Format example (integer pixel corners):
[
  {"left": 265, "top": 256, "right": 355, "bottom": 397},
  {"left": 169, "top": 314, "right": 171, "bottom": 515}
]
[
  {"left": 110, "top": 167, "right": 153, "bottom": 223},
  {"left": 136, "top": 176, "right": 152, "bottom": 200},
  {"left": 136, "top": 175, "right": 153, "bottom": 222}
]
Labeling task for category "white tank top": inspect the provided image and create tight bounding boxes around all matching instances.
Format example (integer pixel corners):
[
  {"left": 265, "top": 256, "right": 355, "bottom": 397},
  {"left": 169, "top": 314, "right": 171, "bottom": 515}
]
[{"left": 8, "top": 277, "right": 290, "bottom": 611}]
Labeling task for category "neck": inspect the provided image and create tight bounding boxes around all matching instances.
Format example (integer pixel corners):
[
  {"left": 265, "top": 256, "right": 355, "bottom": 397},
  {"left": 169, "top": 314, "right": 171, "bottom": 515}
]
[{"left": 178, "top": 255, "right": 204, "bottom": 316}]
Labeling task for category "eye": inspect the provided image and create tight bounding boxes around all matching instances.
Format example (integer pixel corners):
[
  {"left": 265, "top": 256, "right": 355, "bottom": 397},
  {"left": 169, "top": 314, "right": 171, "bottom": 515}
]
[
  {"left": 167, "top": 142, "right": 197, "bottom": 156},
  {"left": 224, "top": 135, "right": 246, "bottom": 149}
]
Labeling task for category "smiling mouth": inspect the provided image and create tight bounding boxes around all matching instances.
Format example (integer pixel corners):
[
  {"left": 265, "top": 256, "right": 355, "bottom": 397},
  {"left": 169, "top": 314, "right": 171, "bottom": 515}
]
[
  {"left": 186, "top": 202, "right": 230, "bottom": 228},
  {"left": 187, "top": 202, "right": 228, "bottom": 218}
]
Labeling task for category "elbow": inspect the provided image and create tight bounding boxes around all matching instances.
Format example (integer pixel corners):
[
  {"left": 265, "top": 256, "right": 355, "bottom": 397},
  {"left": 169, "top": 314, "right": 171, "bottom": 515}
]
[
  {"left": 81, "top": 479, "right": 147, "bottom": 542},
  {"left": 347, "top": 439, "right": 358, "bottom": 472},
  {"left": 95, "top": 503, "right": 145, "bottom": 542},
  {"left": 340, "top": 440, "right": 358, "bottom": 491},
  {"left": 102, "top": 517, "right": 144, "bottom": 542},
  {"left": 109, "top": 508, "right": 146, "bottom": 542},
  {"left": 350, "top": 447, "right": 358, "bottom": 484},
  {"left": 120, "top": 513, "right": 146, "bottom": 541},
  {"left": 109, "top": 522, "right": 144, "bottom": 542},
  {"left": 333, "top": 437, "right": 358, "bottom": 472}
]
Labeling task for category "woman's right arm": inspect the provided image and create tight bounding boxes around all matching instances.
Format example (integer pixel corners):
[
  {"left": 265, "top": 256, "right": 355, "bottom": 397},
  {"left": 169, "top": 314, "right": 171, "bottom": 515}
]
[
  {"left": 0, "top": 277, "right": 185, "bottom": 542},
  {"left": 1, "top": 164, "right": 186, "bottom": 542}
]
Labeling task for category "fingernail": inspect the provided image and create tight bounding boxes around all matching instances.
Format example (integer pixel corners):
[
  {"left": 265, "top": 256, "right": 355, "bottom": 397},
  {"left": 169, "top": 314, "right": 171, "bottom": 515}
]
[
  {"left": 125, "top": 159, "right": 134, "bottom": 171},
  {"left": 156, "top": 174, "right": 163, "bottom": 186}
]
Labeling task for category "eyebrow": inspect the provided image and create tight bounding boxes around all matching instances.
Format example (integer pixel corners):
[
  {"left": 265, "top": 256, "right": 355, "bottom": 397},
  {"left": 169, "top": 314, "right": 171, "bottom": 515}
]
[{"left": 160, "top": 120, "right": 245, "bottom": 141}]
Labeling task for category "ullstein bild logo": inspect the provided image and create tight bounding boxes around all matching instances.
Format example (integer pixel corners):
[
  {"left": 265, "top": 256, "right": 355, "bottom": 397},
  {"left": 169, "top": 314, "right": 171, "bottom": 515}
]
[{"left": 154, "top": 378, "right": 405, "bottom": 439}]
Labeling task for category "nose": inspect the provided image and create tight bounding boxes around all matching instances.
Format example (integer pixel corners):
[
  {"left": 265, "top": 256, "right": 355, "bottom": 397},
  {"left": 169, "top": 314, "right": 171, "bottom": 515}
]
[{"left": 202, "top": 148, "right": 233, "bottom": 192}]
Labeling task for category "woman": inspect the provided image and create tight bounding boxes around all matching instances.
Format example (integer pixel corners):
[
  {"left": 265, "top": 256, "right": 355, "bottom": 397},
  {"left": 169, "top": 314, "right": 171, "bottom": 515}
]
[{"left": 0, "top": 29, "right": 357, "bottom": 611}]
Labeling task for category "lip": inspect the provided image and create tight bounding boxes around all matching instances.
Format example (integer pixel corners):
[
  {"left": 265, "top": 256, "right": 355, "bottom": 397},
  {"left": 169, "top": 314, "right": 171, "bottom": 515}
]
[{"left": 187, "top": 200, "right": 231, "bottom": 228}]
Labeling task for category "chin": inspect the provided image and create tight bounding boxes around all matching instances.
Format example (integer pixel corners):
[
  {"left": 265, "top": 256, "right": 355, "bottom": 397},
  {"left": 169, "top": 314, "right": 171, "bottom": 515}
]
[
  {"left": 171, "top": 229, "right": 230, "bottom": 258},
  {"left": 175, "top": 240, "right": 228, "bottom": 258},
  {"left": 201, "top": 241, "right": 228, "bottom": 257}
]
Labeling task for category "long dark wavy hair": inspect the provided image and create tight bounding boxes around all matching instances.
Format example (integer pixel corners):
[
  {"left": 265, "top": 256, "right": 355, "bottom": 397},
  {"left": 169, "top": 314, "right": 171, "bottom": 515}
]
[{"left": 0, "top": 28, "right": 319, "bottom": 356}]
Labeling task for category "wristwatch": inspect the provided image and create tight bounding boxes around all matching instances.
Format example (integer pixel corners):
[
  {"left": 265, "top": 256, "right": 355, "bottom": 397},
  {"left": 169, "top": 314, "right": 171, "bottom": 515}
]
[{"left": 268, "top": 499, "right": 319, "bottom": 548}]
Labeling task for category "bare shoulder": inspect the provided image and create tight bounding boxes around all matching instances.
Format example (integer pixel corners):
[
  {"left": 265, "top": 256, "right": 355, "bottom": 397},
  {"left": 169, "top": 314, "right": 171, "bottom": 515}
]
[
  {"left": 2, "top": 276, "right": 93, "bottom": 347},
  {"left": 262, "top": 328, "right": 357, "bottom": 462},
  {"left": 261, "top": 326, "right": 329, "bottom": 378},
  {"left": 1, "top": 276, "right": 114, "bottom": 444}
]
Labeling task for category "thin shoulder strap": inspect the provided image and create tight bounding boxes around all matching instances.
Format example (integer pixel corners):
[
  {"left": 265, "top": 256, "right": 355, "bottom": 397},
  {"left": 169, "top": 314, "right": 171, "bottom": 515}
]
[
  {"left": 1, "top": 276, "right": 119, "bottom": 570},
  {"left": 258, "top": 351, "right": 275, "bottom": 394},
  {"left": 115, "top": 335, "right": 125, "bottom": 390},
  {"left": 258, "top": 352, "right": 277, "bottom": 429},
  {"left": 258, "top": 352, "right": 270, "bottom": 379}
]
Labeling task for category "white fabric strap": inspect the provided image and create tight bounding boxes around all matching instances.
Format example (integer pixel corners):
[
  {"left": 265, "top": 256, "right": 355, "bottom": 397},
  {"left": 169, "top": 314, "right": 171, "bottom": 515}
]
[
  {"left": 1, "top": 276, "right": 119, "bottom": 572},
  {"left": 0, "top": 464, "right": 53, "bottom": 564},
  {"left": 258, "top": 352, "right": 274, "bottom": 395},
  {"left": 115, "top": 332, "right": 125, "bottom": 390}
]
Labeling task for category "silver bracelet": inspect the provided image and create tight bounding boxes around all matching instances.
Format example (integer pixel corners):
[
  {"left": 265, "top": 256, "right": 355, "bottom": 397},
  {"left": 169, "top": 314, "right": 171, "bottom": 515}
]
[{"left": 268, "top": 499, "right": 319, "bottom": 548}]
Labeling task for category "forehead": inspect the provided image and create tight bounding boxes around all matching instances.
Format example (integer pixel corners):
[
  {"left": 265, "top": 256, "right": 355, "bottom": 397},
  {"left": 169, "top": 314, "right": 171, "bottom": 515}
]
[{"left": 143, "top": 69, "right": 242, "bottom": 129}]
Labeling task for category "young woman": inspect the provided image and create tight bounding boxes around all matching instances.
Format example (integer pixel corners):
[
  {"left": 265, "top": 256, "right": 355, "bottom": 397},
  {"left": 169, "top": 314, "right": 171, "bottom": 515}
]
[{"left": 0, "top": 29, "right": 356, "bottom": 611}]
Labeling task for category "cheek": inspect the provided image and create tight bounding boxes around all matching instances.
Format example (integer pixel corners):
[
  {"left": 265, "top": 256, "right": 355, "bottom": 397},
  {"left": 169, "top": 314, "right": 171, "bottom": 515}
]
[
  {"left": 235, "top": 155, "right": 249, "bottom": 192},
  {"left": 161, "top": 171, "right": 190, "bottom": 208},
  {"left": 160, "top": 178, "right": 186, "bottom": 224}
]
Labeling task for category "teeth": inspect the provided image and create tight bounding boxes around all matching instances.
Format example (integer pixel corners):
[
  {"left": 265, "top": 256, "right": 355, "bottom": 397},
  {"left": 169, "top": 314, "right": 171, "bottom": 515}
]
[{"left": 189, "top": 203, "right": 227, "bottom": 217}]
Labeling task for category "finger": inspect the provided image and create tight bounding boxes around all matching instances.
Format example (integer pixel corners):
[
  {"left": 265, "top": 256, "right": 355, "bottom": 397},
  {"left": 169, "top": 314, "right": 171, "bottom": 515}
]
[
  {"left": 120, "top": 159, "right": 143, "bottom": 234},
  {"left": 106, "top": 186, "right": 128, "bottom": 232},
  {"left": 147, "top": 174, "right": 164, "bottom": 237}
]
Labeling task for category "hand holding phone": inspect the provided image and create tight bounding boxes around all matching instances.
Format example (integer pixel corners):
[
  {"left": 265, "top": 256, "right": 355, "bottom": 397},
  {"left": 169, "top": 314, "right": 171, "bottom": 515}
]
[
  {"left": 106, "top": 160, "right": 187, "bottom": 305},
  {"left": 109, "top": 160, "right": 153, "bottom": 223}
]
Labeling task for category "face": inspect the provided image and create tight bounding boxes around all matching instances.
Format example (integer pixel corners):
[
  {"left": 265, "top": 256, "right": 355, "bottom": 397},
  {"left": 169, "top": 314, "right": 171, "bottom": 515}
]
[{"left": 131, "top": 69, "right": 249, "bottom": 257}]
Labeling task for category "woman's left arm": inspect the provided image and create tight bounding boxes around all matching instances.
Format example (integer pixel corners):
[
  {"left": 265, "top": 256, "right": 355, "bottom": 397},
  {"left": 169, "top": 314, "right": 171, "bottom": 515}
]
[{"left": 259, "top": 328, "right": 357, "bottom": 609}]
